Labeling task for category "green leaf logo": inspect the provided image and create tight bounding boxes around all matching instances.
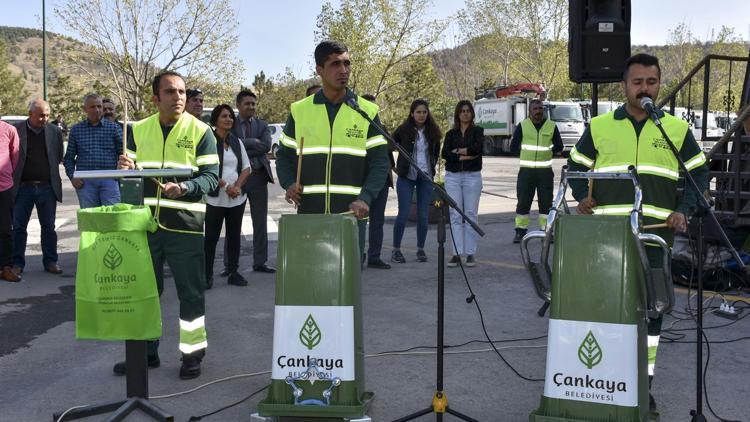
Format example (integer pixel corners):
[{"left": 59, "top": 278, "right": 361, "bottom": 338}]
[
  {"left": 299, "top": 314, "right": 322, "bottom": 350},
  {"left": 578, "top": 331, "right": 603, "bottom": 369},
  {"left": 103, "top": 244, "right": 123, "bottom": 270}
]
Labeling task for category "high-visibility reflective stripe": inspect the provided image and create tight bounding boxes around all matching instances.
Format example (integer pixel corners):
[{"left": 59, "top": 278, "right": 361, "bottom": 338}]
[
  {"left": 179, "top": 316, "right": 205, "bottom": 332},
  {"left": 637, "top": 164, "right": 680, "bottom": 180},
  {"left": 647, "top": 335, "right": 660, "bottom": 348},
  {"left": 144, "top": 198, "right": 206, "bottom": 213},
  {"left": 643, "top": 205, "right": 672, "bottom": 220},
  {"left": 163, "top": 161, "right": 198, "bottom": 171},
  {"left": 515, "top": 214, "right": 530, "bottom": 228},
  {"left": 280, "top": 133, "right": 297, "bottom": 148},
  {"left": 522, "top": 144, "right": 553, "bottom": 151},
  {"left": 648, "top": 363, "right": 655, "bottom": 376},
  {"left": 519, "top": 160, "right": 553, "bottom": 168},
  {"left": 366, "top": 136, "right": 387, "bottom": 148},
  {"left": 136, "top": 161, "right": 198, "bottom": 171},
  {"left": 538, "top": 214, "right": 548, "bottom": 229},
  {"left": 179, "top": 341, "right": 208, "bottom": 354},
  {"left": 647, "top": 334, "right": 659, "bottom": 375},
  {"left": 196, "top": 154, "right": 220, "bottom": 166},
  {"left": 685, "top": 152, "right": 707, "bottom": 170},
  {"left": 570, "top": 148, "right": 594, "bottom": 167},
  {"left": 302, "top": 185, "right": 361, "bottom": 195},
  {"left": 138, "top": 161, "right": 166, "bottom": 169},
  {"left": 593, "top": 206, "right": 632, "bottom": 216},
  {"left": 595, "top": 164, "right": 630, "bottom": 173},
  {"left": 298, "top": 146, "right": 368, "bottom": 157}
]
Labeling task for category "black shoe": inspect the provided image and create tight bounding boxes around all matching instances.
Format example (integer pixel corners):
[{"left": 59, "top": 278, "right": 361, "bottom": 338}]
[
  {"left": 447, "top": 255, "right": 461, "bottom": 267},
  {"left": 391, "top": 250, "right": 406, "bottom": 263},
  {"left": 179, "top": 353, "right": 202, "bottom": 380},
  {"left": 253, "top": 264, "right": 276, "bottom": 273},
  {"left": 649, "top": 393, "right": 656, "bottom": 412},
  {"left": 416, "top": 249, "right": 427, "bottom": 262},
  {"left": 219, "top": 269, "right": 230, "bottom": 277},
  {"left": 367, "top": 259, "right": 391, "bottom": 269},
  {"left": 465, "top": 255, "right": 476, "bottom": 267},
  {"left": 113, "top": 354, "right": 160, "bottom": 376},
  {"left": 228, "top": 272, "right": 248, "bottom": 286},
  {"left": 513, "top": 228, "right": 527, "bottom": 244},
  {"left": 206, "top": 275, "right": 213, "bottom": 290}
]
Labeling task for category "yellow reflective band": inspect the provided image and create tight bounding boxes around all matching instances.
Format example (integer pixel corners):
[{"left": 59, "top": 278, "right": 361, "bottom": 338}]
[
  {"left": 593, "top": 206, "right": 632, "bottom": 216},
  {"left": 366, "top": 136, "right": 387, "bottom": 148},
  {"left": 521, "top": 144, "right": 553, "bottom": 151},
  {"left": 144, "top": 198, "right": 206, "bottom": 213},
  {"left": 196, "top": 154, "right": 219, "bottom": 166},
  {"left": 569, "top": 148, "right": 594, "bottom": 168},
  {"left": 685, "top": 152, "right": 707, "bottom": 170},
  {"left": 519, "top": 160, "right": 553, "bottom": 167},
  {"left": 302, "top": 185, "right": 361, "bottom": 195},
  {"left": 180, "top": 316, "right": 206, "bottom": 332},
  {"left": 643, "top": 205, "right": 672, "bottom": 220},
  {"left": 331, "top": 146, "right": 366, "bottom": 157},
  {"left": 163, "top": 161, "right": 198, "bottom": 171},
  {"left": 637, "top": 164, "right": 680, "bottom": 180},
  {"left": 280, "top": 133, "right": 297, "bottom": 148},
  {"left": 179, "top": 341, "right": 208, "bottom": 354},
  {"left": 138, "top": 161, "right": 165, "bottom": 168},
  {"left": 595, "top": 164, "right": 630, "bottom": 173}
]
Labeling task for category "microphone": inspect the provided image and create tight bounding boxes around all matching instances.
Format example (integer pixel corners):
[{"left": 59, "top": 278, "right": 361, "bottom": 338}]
[
  {"left": 639, "top": 96, "right": 661, "bottom": 125},
  {"left": 345, "top": 97, "right": 361, "bottom": 112}
]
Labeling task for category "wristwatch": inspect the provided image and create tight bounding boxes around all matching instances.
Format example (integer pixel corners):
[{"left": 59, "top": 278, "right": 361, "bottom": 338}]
[{"left": 178, "top": 182, "right": 188, "bottom": 195}]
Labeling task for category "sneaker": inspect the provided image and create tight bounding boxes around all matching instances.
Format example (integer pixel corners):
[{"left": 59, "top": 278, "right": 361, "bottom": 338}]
[
  {"left": 391, "top": 250, "right": 406, "bottom": 263},
  {"left": 465, "top": 255, "right": 476, "bottom": 267},
  {"left": 113, "top": 353, "right": 160, "bottom": 376},
  {"left": 512, "top": 228, "right": 527, "bottom": 244},
  {"left": 447, "top": 255, "right": 461, "bottom": 267},
  {"left": 179, "top": 353, "right": 202, "bottom": 380},
  {"left": 367, "top": 259, "right": 391, "bottom": 269},
  {"left": 416, "top": 249, "right": 427, "bottom": 262},
  {"left": 227, "top": 272, "right": 248, "bottom": 286}
]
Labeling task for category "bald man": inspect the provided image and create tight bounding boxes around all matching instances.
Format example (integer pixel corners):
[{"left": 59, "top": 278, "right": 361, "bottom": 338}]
[{"left": 12, "top": 99, "right": 65, "bottom": 275}]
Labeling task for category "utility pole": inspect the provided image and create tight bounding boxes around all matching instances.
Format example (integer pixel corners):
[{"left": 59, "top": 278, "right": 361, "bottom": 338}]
[{"left": 42, "top": 0, "right": 47, "bottom": 100}]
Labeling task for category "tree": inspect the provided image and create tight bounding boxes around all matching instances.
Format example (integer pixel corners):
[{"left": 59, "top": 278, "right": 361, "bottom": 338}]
[
  {"left": 254, "top": 69, "right": 308, "bottom": 123},
  {"left": 55, "top": 0, "right": 243, "bottom": 118},
  {"left": 0, "top": 39, "right": 27, "bottom": 115},
  {"left": 48, "top": 74, "right": 84, "bottom": 123}
]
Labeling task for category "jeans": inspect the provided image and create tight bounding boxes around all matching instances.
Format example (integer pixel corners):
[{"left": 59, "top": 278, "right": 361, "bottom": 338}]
[
  {"left": 367, "top": 182, "right": 389, "bottom": 262},
  {"left": 75, "top": 178, "right": 121, "bottom": 208},
  {"left": 13, "top": 184, "right": 58, "bottom": 268},
  {"left": 393, "top": 175, "right": 433, "bottom": 249},
  {"left": 444, "top": 171, "right": 482, "bottom": 256}
]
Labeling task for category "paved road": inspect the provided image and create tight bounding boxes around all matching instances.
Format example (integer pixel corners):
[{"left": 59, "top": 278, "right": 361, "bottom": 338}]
[{"left": 1, "top": 157, "right": 748, "bottom": 421}]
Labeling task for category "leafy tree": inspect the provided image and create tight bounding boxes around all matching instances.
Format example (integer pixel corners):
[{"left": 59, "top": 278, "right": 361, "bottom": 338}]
[
  {"left": 48, "top": 74, "right": 84, "bottom": 123},
  {"left": 0, "top": 39, "right": 27, "bottom": 115},
  {"left": 254, "top": 69, "right": 308, "bottom": 123}
]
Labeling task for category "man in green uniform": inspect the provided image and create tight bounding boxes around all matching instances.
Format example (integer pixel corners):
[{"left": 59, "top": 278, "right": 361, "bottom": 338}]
[
  {"left": 117, "top": 71, "right": 219, "bottom": 379},
  {"left": 275, "top": 40, "right": 389, "bottom": 256},
  {"left": 567, "top": 53, "right": 708, "bottom": 411},
  {"left": 511, "top": 99, "right": 564, "bottom": 243}
]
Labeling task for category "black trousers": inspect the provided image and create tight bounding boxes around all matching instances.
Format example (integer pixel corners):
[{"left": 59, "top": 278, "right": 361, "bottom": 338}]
[
  {"left": 206, "top": 201, "right": 246, "bottom": 277},
  {"left": 367, "top": 183, "right": 389, "bottom": 262},
  {"left": 225, "top": 173, "right": 268, "bottom": 268},
  {"left": 0, "top": 188, "right": 14, "bottom": 267},
  {"left": 515, "top": 167, "right": 554, "bottom": 215}
]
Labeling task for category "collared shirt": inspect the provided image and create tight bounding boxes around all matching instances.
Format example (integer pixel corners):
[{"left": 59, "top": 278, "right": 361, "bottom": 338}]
[
  {"left": 0, "top": 120, "right": 20, "bottom": 191},
  {"left": 63, "top": 118, "right": 123, "bottom": 179}
]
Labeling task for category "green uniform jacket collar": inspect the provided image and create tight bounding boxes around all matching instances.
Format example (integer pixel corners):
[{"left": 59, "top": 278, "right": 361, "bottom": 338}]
[{"left": 313, "top": 88, "right": 357, "bottom": 105}]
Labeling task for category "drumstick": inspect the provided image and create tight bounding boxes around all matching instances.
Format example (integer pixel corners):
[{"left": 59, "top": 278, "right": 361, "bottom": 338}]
[{"left": 643, "top": 223, "right": 668, "bottom": 229}]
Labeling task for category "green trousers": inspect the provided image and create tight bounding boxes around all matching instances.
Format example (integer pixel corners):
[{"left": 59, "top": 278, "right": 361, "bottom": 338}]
[{"left": 515, "top": 167, "right": 554, "bottom": 228}]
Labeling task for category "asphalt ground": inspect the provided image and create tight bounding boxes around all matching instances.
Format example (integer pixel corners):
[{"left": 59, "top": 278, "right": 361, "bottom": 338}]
[{"left": 1, "top": 157, "right": 748, "bottom": 421}]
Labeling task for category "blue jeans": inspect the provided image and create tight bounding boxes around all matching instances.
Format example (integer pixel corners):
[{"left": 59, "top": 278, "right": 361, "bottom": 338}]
[
  {"left": 13, "top": 184, "right": 58, "bottom": 268},
  {"left": 393, "top": 175, "right": 433, "bottom": 249},
  {"left": 444, "top": 171, "right": 482, "bottom": 255},
  {"left": 75, "top": 178, "right": 121, "bottom": 208}
]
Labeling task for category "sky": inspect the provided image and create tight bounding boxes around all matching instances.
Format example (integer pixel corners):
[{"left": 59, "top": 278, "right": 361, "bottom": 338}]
[{"left": 0, "top": 0, "right": 748, "bottom": 85}]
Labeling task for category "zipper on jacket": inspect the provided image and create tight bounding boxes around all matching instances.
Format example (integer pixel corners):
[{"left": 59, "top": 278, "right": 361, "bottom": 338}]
[{"left": 325, "top": 124, "right": 333, "bottom": 214}]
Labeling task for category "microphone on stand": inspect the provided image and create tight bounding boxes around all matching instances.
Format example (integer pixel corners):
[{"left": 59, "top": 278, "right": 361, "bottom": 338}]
[
  {"left": 345, "top": 97, "right": 361, "bottom": 112},
  {"left": 639, "top": 96, "right": 662, "bottom": 126}
]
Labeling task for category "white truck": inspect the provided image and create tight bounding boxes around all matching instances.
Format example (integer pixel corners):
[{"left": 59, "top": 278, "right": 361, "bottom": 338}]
[
  {"left": 544, "top": 101, "right": 586, "bottom": 153},
  {"left": 473, "top": 96, "right": 529, "bottom": 155}
]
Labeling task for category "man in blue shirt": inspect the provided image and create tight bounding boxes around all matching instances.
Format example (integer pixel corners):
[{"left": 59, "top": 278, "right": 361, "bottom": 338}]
[{"left": 63, "top": 93, "right": 123, "bottom": 208}]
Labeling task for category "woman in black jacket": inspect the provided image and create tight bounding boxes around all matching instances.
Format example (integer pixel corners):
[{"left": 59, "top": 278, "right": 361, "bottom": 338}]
[
  {"left": 441, "top": 100, "right": 484, "bottom": 267},
  {"left": 204, "top": 104, "right": 252, "bottom": 288},
  {"left": 391, "top": 99, "right": 442, "bottom": 263}
]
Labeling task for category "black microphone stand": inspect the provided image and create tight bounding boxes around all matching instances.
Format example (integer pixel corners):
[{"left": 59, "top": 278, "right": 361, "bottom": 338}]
[
  {"left": 644, "top": 104, "right": 746, "bottom": 422},
  {"left": 346, "top": 99, "right": 484, "bottom": 422}
]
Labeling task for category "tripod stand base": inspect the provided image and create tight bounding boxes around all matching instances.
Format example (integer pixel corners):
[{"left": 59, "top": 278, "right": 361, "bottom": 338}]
[
  {"left": 392, "top": 391, "right": 479, "bottom": 422},
  {"left": 690, "top": 410, "right": 707, "bottom": 422},
  {"left": 53, "top": 397, "right": 173, "bottom": 421}
]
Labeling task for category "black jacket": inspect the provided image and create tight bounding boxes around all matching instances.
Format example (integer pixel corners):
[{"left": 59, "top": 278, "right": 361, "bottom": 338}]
[
  {"left": 13, "top": 121, "right": 64, "bottom": 202},
  {"left": 392, "top": 123, "right": 441, "bottom": 179},
  {"left": 441, "top": 126, "right": 484, "bottom": 173},
  {"left": 231, "top": 116, "right": 274, "bottom": 188}
]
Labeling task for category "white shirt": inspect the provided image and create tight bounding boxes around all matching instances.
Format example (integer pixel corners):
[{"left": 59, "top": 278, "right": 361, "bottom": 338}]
[
  {"left": 408, "top": 127, "right": 432, "bottom": 180},
  {"left": 205, "top": 143, "right": 251, "bottom": 208}
]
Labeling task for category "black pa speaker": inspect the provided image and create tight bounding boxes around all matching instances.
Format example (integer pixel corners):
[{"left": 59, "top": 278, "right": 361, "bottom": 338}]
[{"left": 569, "top": 0, "right": 631, "bottom": 83}]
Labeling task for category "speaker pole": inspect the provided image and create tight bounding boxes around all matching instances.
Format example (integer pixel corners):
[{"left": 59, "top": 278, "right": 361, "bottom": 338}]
[{"left": 591, "top": 82, "right": 599, "bottom": 118}]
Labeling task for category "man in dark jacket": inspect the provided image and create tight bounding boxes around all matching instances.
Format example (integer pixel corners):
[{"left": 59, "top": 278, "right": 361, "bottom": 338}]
[{"left": 12, "top": 99, "right": 65, "bottom": 275}]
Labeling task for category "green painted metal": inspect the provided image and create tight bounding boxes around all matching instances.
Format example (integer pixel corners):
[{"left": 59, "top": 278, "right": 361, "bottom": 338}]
[
  {"left": 258, "top": 214, "right": 371, "bottom": 418},
  {"left": 530, "top": 215, "right": 655, "bottom": 422},
  {"left": 119, "top": 178, "right": 144, "bottom": 205}
]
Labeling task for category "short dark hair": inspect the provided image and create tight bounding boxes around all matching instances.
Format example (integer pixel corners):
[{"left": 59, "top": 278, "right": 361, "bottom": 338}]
[
  {"left": 314, "top": 40, "right": 348, "bottom": 66},
  {"left": 529, "top": 99, "right": 544, "bottom": 107},
  {"left": 623, "top": 53, "right": 661, "bottom": 80},
  {"left": 152, "top": 70, "right": 184, "bottom": 96},
  {"left": 305, "top": 84, "right": 322, "bottom": 97},
  {"left": 187, "top": 88, "right": 203, "bottom": 99},
  {"left": 210, "top": 104, "right": 236, "bottom": 127},
  {"left": 361, "top": 94, "right": 376, "bottom": 101},
  {"left": 453, "top": 100, "right": 475, "bottom": 129},
  {"left": 235, "top": 89, "right": 257, "bottom": 104},
  {"left": 102, "top": 98, "right": 115, "bottom": 105}
]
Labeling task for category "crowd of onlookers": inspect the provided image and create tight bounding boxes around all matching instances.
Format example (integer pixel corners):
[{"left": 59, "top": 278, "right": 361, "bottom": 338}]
[{"left": 0, "top": 87, "right": 491, "bottom": 284}]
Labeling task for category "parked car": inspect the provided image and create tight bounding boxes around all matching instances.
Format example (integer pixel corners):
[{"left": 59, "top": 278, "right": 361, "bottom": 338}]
[
  {"left": 0, "top": 115, "right": 27, "bottom": 126},
  {"left": 268, "top": 123, "right": 285, "bottom": 158}
]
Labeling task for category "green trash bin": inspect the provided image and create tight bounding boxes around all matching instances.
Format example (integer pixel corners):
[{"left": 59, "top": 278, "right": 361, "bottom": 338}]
[{"left": 257, "top": 214, "right": 373, "bottom": 418}]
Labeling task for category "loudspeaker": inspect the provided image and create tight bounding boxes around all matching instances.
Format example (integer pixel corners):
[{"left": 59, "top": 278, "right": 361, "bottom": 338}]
[{"left": 569, "top": 0, "right": 631, "bottom": 83}]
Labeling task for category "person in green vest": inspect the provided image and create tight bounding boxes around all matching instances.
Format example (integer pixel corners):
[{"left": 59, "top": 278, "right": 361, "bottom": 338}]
[
  {"left": 117, "top": 70, "right": 219, "bottom": 379},
  {"left": 568, "top": 53, "right": 708, "bottom": 412},
  {"left": 275, "top": 40, "right": 390, "bottom": 257},
  {"left": 510, "top": 99, "right": 563, "bottom": 243}
]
